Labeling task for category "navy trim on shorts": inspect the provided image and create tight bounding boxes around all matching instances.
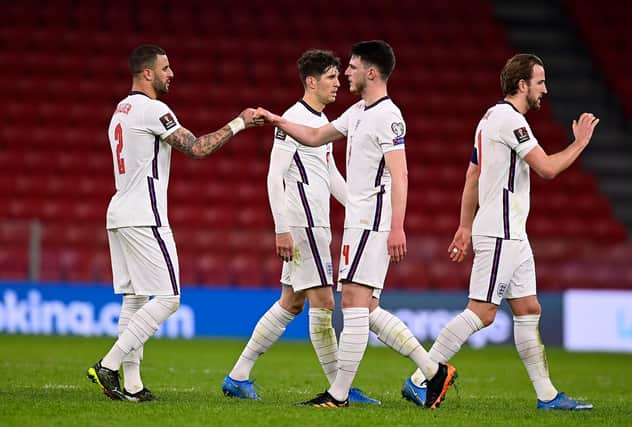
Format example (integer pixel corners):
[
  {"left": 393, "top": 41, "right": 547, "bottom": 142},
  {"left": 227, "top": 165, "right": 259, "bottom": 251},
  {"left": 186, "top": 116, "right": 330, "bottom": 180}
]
[
  {"left": 151, "top": 226, "right": 179, "bottom": 295},
  {"left": 347, "top": 229, "right": 371, "bottom": 281},
  {"left": 297, "top": 182, "right": 315, "bottom": 227},
  {"left": 305, "top": 227, "right": 328, "bottom": 286},
  {"left": 486, "top": 238, "right": 503, "bottom": 303},
  {"left": 147, "top": 177, "right": 162, "bottom": 227}
]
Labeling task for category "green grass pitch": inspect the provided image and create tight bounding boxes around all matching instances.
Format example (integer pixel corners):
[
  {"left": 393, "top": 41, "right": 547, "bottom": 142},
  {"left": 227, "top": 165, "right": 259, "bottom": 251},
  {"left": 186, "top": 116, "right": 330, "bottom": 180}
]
[{"left": 1, "top": 335, "right": 630, "bottom": 426}]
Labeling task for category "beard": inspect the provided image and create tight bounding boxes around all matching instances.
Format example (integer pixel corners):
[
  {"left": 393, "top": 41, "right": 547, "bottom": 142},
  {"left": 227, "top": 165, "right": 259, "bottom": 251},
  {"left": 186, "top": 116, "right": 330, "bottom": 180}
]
[
  {"left": 349, "top": 78, "right": 365, "bottom": 96},
  {"left": 153, "top": 79, "right": 170, "bottom": 95},
  {"left": 526, "top": 92, "right": 541, "bottom": 111}
]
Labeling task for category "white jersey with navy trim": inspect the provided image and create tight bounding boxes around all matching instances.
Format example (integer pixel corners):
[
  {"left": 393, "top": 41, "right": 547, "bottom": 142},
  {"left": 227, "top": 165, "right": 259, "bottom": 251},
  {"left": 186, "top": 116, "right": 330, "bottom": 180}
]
[
  {"left": 331, "top": 96, "right": 405, "bottom": 231},
  {"left": 273, "top": 100, "right": 333, "bottom": 228},
  {"left": 471, "top": 101, "right": 539, "bottom": 240},
  {"left": 106, "top": 91, "right": 181, "bottom": 229}
]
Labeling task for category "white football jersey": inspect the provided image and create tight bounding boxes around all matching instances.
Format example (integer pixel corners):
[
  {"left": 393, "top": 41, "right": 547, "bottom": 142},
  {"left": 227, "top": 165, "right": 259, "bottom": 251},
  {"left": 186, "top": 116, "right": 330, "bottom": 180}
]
[
  {"left": 273, "top": 100, "right": 333, "bottom": 228},
  {"left": 332, "top": 96, "right": 405, "bottom": 231},
  {"left": 106, "top": 91, "right": 181, "bottom": 229},
  {"left": 472, "top": 101, "right": 539, "bottom": 240}
]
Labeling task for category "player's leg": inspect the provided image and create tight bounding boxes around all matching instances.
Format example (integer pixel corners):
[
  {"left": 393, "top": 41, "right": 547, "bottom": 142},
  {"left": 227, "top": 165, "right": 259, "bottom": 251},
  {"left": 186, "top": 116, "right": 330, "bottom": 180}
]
[
  {"left": 305, "top": 284, "right": 380, "bottom": 405},
  {"left": 311, "top": 281, "right": 372, "bottom": 406},
  {"left": 118, "top": 294, "right": 149, "bottom": 396},
  {"left": 507, "top": 247, "right": 591, "bottom": 410},
  {"left": 368, "top": 297, "right": 458, "bottom": 408},
  {"left": 305, "top": 286, "right": 337, "bottom": 384},
  {"left": 87, "top": 229, "right": 133, "bottom": 400},
  {"left": 88, "top": 226, "right": 181, "bottom": 401},
  {"left": 402, "top": 236, "right": 511, "bottom": 406},
  {"left": 302, "top": 229, "right": 387, "bottom": 407},
  {"left": 223, "top": 285, "right": 301, "bottom": 399}
]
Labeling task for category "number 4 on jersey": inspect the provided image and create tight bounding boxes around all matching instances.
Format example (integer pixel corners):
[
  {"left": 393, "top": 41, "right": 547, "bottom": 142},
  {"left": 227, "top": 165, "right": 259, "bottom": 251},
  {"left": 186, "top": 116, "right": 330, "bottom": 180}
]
[{"left": 114, "top": 123, "right": 126, "bottom": 174}]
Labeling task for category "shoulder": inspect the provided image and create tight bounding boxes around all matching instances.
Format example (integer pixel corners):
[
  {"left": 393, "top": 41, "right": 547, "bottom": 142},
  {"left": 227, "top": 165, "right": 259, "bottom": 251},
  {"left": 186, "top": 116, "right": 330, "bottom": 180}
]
[
  {"left": 374, "top": 99, "right": 404, "bottom": 125},
  {"left": 346, "top": 100, "right": 365, "bottom": 113},
  {"left": 282, "top": 102, "right": 301, "bottom": 119}
]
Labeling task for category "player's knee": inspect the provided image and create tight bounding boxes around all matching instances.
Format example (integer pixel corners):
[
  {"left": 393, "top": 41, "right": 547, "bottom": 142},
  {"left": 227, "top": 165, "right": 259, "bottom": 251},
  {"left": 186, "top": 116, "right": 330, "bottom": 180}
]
[
  {"left": 474, "top": 306, "right": 497, "bottom": 326},
  {"left": 155, "top": 295, "right": 180, "bottom": 315},
  {"left": 285, "top": 300, "right": 305, "bottom": 315},
  {"left": 310, "top": 296, "right": 334, "bottom": 311}
]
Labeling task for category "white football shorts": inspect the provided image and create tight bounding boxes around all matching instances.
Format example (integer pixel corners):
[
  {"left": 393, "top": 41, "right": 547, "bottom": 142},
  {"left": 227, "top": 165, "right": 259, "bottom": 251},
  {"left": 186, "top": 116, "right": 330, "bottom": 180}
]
[
  {"left": 281, "top": 226, "right": 333, "bottom": 291},
  {"left": 108, "top": 226, "right": 180, "bottom": 296},
  {"left": 337, "top": 228, "right": 389, "bottom": 298},
  {"left": 469, "top": 235, "right": 536, "bottom": 305}
]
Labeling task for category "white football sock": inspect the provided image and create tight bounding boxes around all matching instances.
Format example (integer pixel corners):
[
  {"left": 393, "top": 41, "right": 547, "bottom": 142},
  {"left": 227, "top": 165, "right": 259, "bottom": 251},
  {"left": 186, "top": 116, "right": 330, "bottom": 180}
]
[
  {"left": 514, "top": 314, "right": 558, "bottom": 401},
  {"left": 118, "top": 295, "right": 148, "bottom": 393},
  {"left": 309, "top": 308, "right": 338, "bottom": 385},
  {"left": 411, "top": 308, "right": 484, "bottom": 386},
  {"left": 369, "top": 307, "right": 438, "bottom": 382},
  {"left": 229, "top": 301, "right": 295, "bottom": 381},
  {"left": 328, "top": 307, "right": 369, "bottom": 401},
  {"left": 102, "top": 295, "right": 180, "bottom": 371}
]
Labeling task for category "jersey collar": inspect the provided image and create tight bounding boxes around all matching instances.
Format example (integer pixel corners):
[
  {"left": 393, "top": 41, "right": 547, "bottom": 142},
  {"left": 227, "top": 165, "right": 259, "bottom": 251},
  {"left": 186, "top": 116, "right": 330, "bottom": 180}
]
[
  {"left": 129, "top": 90, "right": 151, "bottom": 98},
  {"left": 364, "top": 96, "right": 390, "bottom": 111},
  {"left": 498, "top": 100, "right": 521, "bottom": 114},
  {"left": 298, "top": 99, "right": 322, "bottom": 116}
]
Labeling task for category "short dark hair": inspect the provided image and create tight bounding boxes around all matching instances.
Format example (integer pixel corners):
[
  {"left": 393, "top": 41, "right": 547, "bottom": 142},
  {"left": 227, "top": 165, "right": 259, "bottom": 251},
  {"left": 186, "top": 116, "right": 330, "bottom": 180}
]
[
  {"left": 297, "top": 49, "right": 341, "bottom": 87},
  {"left": 500, "top": 54, "right": 544, "bottom": 96},
  {"left": 350, "top": 40, "right": 396, "bottom": 80},
  {"left": 129, "top": 45, "right": 166, "bottom": 76}
]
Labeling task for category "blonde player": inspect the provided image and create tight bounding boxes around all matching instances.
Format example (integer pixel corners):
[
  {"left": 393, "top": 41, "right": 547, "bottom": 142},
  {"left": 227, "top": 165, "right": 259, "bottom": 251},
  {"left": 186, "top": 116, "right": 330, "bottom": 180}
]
[
  {"left": 401, "top": 54, "right": 597, "bottom": 410},
  {"left": 87, "top": 45, "right": 261, "bottom": 401},
  {"left": 256, "top": 40, "right": 456, "bottom": 409},
  {"left": 222, "top": 49, "right": 378, "bottom": 405}
]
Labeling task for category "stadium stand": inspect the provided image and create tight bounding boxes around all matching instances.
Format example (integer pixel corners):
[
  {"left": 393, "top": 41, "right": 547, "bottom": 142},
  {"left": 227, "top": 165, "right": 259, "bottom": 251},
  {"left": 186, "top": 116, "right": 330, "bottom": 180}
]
[{"left": 1, "top": 0, "right": 630, "bottom": 289}]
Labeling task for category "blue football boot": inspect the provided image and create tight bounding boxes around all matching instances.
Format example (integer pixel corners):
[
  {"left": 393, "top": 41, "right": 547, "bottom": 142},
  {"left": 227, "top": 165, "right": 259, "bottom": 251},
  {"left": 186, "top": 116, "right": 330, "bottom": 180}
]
[
  {"left": 537, "top": 392, "right": 592, "bottom": 411},
  {"left": 401, "top": 377, "right": 427, "bottom": 407},
  {"left": 222, "top": 375, "right": 260, "bottom": 400}
]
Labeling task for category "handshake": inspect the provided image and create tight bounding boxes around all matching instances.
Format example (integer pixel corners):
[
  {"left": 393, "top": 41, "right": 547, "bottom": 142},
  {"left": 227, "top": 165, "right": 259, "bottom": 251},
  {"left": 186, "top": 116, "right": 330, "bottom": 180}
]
[{"left": 238, "top": 107, "right": 281, "bottom": 128}]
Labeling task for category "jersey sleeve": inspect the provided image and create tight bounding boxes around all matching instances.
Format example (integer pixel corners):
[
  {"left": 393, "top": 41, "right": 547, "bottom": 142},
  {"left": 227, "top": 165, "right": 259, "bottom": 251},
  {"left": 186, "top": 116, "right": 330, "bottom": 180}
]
[
  {"left": 273, "top": 110, "right": 300, "bottom": 154},
  {"left": 331, "top": 105, "right": 352, "bottom": 137},
  {"left": 378, "top": 110, "right": 406, "bottom": 154},
  {"left": 498, "top": 112, "right": 538, "bottom": 158},
  {"left": 146, "top": 100, "right": 182, "bottom": 140}
]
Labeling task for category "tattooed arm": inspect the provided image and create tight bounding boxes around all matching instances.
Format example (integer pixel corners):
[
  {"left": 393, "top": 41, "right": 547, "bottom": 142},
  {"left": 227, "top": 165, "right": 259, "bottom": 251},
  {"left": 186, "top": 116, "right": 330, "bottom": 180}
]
[
  {"left": 163, "top": 108, "right": 262, "bottom": 159},
  {"left": 163, "top": 125, "right": 234, "bottom": 158}
]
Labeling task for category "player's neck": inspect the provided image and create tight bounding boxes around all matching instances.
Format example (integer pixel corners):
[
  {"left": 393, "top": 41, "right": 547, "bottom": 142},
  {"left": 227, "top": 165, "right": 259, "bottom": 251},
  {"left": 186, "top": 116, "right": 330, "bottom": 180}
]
[
  {"left": 302, "top": 93, "right": 326, "bottom": 112},
  {"left": 361, "top": 83, "right": 387, "bottom": 106},
  {"left": 131, "top": 81, "right": 158, "bottom": 100},
  {"left": 504, "top": 96, "right": 528, "bottom": 115}
]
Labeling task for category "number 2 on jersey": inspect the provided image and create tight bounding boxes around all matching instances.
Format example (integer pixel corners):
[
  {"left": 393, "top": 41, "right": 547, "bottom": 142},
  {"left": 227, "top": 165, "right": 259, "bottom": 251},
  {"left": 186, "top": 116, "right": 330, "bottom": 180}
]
[
  {"left": 114, "top": 123, "right": 126, "bottom": 174},
  {"left": 342, "top": 244, "right": 350, "bottom": 265}
]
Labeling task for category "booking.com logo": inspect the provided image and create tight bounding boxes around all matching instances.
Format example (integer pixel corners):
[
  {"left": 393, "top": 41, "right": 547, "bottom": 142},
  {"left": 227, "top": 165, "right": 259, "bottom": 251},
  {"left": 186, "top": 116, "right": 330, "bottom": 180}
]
[
  {"left": 369, "top": 308, "right": 512, "bottom": 348},
  {"left": 0, "top": 289, "right": 194, "bottom": 338}
]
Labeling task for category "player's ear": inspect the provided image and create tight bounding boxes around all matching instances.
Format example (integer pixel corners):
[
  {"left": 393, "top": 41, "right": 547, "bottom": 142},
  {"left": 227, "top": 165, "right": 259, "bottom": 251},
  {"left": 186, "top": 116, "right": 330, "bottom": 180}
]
[
  {"left": 367, "top": 67, "right": 378, "bottom": 81},
  {"left": 306, "top": 75, "right": 317, "bottom": 90},
  {"left": 142, "top": 67, "right": 153, "bottom": 82}
]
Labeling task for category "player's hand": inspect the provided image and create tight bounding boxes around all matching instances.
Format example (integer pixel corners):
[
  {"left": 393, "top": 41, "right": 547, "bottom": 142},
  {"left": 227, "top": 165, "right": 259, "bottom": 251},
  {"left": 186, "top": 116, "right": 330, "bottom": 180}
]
[
  {"left": 388, "top": 228, "right": 407, "bottom": 263},
  {"left": 254, "top": 107, "right": 282, "bottom": 126},
  {"left": 572, "top": 112, "right": 599, "bottom": 146},
  {"left": 276, "top": 232, "right": 294, "bottom": 262},
  {"left": 240, "top": 108, "right": 265, "bottom": 128},
  {"left": 448, "top": 225, "right": 471, "bottom": 263}
]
